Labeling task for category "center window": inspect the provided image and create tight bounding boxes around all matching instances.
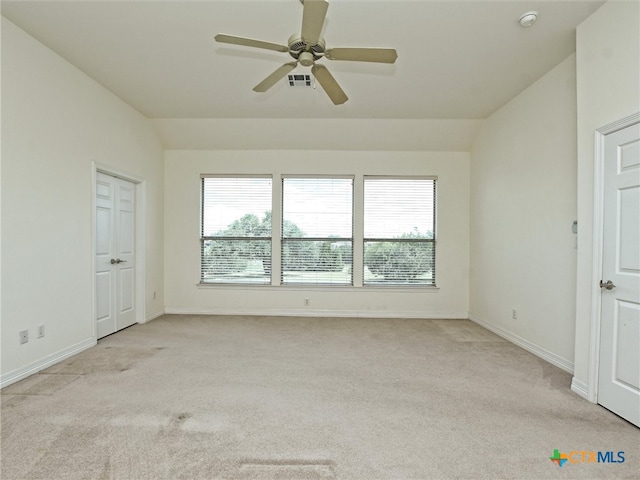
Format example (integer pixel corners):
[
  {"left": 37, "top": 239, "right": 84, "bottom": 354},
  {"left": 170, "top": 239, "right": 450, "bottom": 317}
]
[{"left": 281, "top": 177, "right": 353, "bottom": 285}]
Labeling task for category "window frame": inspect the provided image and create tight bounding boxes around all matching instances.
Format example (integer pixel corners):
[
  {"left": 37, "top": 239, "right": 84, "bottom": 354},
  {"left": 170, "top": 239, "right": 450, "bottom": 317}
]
[
  {"left": 362, "top": 176, "right": 437, "bottom": 287},
  {"left": 280, "top": 175, "right": 355, "bottom": 286},
  {"left": 198, "top": 174, "right": 438, "bottom": 289},
  {"left": 200, "top": 174, "right": 273, "bottom": 285}
]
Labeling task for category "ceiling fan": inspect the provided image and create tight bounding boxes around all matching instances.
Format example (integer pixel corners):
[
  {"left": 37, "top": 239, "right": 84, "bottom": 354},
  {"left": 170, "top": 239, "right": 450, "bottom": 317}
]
[{"left": 214, "top": 0, "right": 398, "bottom": 105}]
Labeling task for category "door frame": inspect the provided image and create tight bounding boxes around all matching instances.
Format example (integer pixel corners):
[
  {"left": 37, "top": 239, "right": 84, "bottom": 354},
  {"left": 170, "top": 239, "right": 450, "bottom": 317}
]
[
  {"left": 92, "top": 162, "right": 147, "bottom": 339},
  {"left": 587, "top": 112, "right": 640, "bottom": 403}
]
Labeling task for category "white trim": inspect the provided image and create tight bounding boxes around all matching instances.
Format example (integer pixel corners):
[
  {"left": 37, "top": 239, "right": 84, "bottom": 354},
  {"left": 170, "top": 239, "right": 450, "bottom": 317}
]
[
  {"left": 469, "top": 314, "right": 574, "bottom": 374},
  {"left": 0, "top": 338, "right": 96, "bottom": 389},
  {"left": 571, "top": 377, "right": 590, "bottom": 401},
  {"left": 586, "top": 129, "right": 606, "bottom": 403},
  {"left": 195, "top": 283, "right": 440, "bottom": 293},
  {"left": 92, "top": 162, "right": 148, "bottom": 331},
  {"left": 91, "top": 166, "right": 98, "bottom": 339},
  {"left": 135, "top": 180, "right": 147, "bottom": 325},
  {"left": 597, "top": 112, "right": 640, "bottom": 135},
  {"left": 165, "top": 306, "right": 466, "bottom": 319},
  {"left": 585, "top": 112, "right": 640, "bottom": 403},
  {"left": 145, "top": 309, "right": 165, "bottom": 323},
  {"left": 95, "top": 164, "right": 145, "bottom": 184}
]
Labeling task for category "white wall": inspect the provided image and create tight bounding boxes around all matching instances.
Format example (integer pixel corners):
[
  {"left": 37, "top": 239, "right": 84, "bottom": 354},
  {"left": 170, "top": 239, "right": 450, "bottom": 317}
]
[
  {"left": 151, "top": 118, "right": 483, "bottom": 152},
  {"left": 165, "top": 150, "right": 470, "bottom": 318},
  {"left": 573, "top": 0, "right": 640, "bottom": 397},
  {"left": 469, "top": 55, "right": 578, "bottom": 372},
  {"left": 1, "top": 18, "right": 165, "bottom": 386}
]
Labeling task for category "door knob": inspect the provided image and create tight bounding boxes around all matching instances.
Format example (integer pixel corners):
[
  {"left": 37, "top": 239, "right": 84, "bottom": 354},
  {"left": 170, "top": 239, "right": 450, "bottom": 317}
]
[
  {"left": 110, "top": 258, "right": 127, "bottom": 264},
  {"left": 600, "top": 280, "right": 616, "bottom": 290},
  {"left": 110, "top": 258, "right": 118, "bottom": 264}
]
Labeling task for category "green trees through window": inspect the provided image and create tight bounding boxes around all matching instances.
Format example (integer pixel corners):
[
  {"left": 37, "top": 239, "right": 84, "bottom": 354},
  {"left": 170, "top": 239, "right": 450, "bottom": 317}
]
[
  {"left": 201, "top": 176, "right": 436, "bottom": 286},
  {"left": 281, "top": 177, "right": 353, "bottom": 284},
  {"left": 201, "top": 176, "right": 272, "bottom": 284},
  {"left": 202, "top": 211, "right": 350, "bottom": 281},
  {"left": 363, "top": 177, "right": 436, "bottom": 285},
  {"left": 364, "top": 229, "right": 435, "bottom": 283}
]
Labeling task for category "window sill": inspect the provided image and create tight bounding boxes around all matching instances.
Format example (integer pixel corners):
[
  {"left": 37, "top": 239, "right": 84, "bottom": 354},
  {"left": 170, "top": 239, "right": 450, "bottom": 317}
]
[{"left": 196, "top": 283, "right": 440, "bottom": 293}]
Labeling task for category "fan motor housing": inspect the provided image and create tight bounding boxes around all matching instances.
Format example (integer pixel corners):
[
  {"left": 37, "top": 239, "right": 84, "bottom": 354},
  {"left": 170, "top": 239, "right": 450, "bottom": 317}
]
[{"left": 288, "top": 34, "right": 326, "bottom": 65}]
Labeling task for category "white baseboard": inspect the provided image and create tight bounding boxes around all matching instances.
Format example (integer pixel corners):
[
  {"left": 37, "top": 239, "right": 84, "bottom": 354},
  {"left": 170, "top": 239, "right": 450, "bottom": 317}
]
[
  {"left": 144, "top": 309, "right": 165, "bottom": 323},
  {"left": 164, "top": 306, "right": 468, "bottom": 320},
  {"left": 469, "top": 313, "right": 574, "bottom": 374},
  {"left": 570, "top": 377, "right": 594, "bottom": 402},
  {"left": 0, "top": 337, "right": 96, "bottom": 389}
]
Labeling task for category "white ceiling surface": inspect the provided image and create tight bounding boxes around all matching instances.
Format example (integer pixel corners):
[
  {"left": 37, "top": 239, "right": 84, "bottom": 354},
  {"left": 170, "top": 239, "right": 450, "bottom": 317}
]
[{"left": 2, "top": 0, "right": 604, "bottom": 150}]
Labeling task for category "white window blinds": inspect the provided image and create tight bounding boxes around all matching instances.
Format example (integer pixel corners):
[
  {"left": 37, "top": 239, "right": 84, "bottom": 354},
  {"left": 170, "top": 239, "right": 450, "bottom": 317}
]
[
  {"left": 201, "top": 176, "right": 272, "bottom": 284},
  {"left": 363, "top": 177, "right": 436, "bottom": 285},
  {"left": 281, "top": 177, "right": 353, "bottom": 285}
]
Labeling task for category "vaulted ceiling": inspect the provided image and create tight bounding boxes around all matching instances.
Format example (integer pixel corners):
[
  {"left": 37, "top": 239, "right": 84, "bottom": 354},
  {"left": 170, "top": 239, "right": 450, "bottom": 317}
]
[{"left": 2, "top": 0, "right": 605, "bottom": 149}]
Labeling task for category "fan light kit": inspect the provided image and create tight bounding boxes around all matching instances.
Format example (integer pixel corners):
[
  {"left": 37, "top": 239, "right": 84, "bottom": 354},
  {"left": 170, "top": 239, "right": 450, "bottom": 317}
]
[
  {"left": 519, "top": 11, "right": 538, "bottom": 27},
  {"left": 214, "top": 0, "right": 398, "bottom": 105}
]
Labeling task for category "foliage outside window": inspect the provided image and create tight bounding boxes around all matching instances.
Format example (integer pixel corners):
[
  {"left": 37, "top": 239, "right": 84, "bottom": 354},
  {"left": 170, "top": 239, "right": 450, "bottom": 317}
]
[
  {"left": 281, "top": 177, "right": 354, "bottom": 285},
  {"left": 201, "top": 176, "right": 272, "bottom": 284},
  {"left": 363, "top": 177, "right": 436, "bottom": 285},
  {"left": 201, "top": 175, "right": 436, "bottom": 287}
]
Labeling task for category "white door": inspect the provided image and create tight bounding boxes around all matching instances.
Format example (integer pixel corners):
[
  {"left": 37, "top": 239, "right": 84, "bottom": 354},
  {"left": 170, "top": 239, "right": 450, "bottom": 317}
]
[
  {"left": 598, "top": 121, "right": 640, "bottom": 427},
  {"left": 95, "top": 172, "right": 136, "bottom": 339}
]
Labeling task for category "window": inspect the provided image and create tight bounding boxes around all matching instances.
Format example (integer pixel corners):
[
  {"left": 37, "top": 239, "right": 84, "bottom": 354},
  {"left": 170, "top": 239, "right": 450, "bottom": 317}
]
[
  {"left": 363, "top": 177, "right": 436, "bottom": 285},
  {"left": 281, "top": 177, "right": 353, "bottom": 285},
  {"left": 200, "top": 175, "right": 437, "bottom": 288},
  {"left": 201, "top": 176, "right": 272, "bottom": 284}
]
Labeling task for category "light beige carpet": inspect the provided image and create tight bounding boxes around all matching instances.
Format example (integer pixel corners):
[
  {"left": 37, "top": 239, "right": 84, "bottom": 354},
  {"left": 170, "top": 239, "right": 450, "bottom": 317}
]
[{"left": 1, "top": 315, "right": 639, "bottom": 479}]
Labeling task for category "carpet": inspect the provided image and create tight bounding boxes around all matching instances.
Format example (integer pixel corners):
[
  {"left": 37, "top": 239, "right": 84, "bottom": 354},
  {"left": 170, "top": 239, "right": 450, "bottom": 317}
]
[{"left": 2, "top": 315, "right": 638, "bottom": 479}]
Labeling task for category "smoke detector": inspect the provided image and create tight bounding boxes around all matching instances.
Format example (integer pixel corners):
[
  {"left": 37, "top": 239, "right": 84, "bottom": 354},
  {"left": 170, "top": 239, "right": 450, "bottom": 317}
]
[{"left": 519, "top": 11, "right": 538, "bottom": 27}]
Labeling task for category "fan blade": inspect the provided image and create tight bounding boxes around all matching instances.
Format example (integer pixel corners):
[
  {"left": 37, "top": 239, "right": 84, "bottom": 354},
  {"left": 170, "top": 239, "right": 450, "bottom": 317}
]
[
  {"left": 301, "top": 0, "right": 329, "bottom": 44},
  {"left": 311, "top": 64, "right": 348, "bottom": 105},
  {"left": 215, "top": 34, "right": 289, "bottom": 53},
  {"left": 325, "top": 48, "right": 398, "bottom": 64},
  {"left": 253, "top": 62, "right": 298, "bottom": 92}
]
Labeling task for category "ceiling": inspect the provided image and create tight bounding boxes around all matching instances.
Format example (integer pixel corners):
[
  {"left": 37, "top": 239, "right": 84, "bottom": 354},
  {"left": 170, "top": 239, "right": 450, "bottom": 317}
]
[{"left": 2, "top": 0, "right": 605, "bottom": 149}]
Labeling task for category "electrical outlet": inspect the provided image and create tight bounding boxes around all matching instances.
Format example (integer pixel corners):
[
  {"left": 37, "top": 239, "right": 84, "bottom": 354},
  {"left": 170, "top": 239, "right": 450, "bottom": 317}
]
[
  {"left": 304, "top": 298, "right": 310, "bottom": 306},
  {"left": 19, "top": 330, "right": 28, "bottom": 344},
  {"left": 512, "top": 309, "right": 518, "bottom": 320},
  {"left": 37, "top": 324, "right": 45, "bottom": 338}
]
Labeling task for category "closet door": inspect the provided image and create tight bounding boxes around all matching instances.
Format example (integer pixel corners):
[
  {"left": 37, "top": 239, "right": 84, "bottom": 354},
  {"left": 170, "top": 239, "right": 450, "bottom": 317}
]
[{"left": 95, "top": 172, "right": 136, "bottom": 339}]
